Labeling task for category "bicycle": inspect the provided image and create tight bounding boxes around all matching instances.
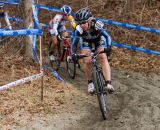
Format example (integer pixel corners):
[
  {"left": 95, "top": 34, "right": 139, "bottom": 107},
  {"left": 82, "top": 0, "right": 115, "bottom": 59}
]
[
  {"left": 75, "top": 48, "right": 109, "bottom": 120},
  {"left": 48, "top": 35, "right": 76, "bottom": 79}
]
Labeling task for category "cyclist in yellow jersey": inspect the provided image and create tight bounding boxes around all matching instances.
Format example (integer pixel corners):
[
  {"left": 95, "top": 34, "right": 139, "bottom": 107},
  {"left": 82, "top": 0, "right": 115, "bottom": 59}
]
[
  {"left": 67, "top": 15, "right": 76, "bottom": 29},
  {"left": 48, "top": 5, "right": 76, "bottom": 61}
]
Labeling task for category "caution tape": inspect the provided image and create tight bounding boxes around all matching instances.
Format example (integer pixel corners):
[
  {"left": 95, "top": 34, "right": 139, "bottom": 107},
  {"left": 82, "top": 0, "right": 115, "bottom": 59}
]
[
  {"left": 0, "top": 72, "right": 43, "bottom": 91},
  {"left": 97, "top": 18, "right": 160, "bottom": 34},
  {"left": 0, "top": 29, "right": 42, "bottom": 36},
  {"left": 43, "top": 65, "right": 64, "bottom": 82}
]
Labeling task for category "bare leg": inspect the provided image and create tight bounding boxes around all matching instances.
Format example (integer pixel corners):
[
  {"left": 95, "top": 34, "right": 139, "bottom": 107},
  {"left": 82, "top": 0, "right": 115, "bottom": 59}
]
[
  {"left": 97, "top": 47, "right": 111, "bottom": 81},
  {"left": 61, "top": 31, "right": 69, "bottom": 38},
  {"left": 81, "top": 49, "right": 92, "bottom": 81},
  {"left": 51, "top": 35, "right": 58, "bottom": 55}
]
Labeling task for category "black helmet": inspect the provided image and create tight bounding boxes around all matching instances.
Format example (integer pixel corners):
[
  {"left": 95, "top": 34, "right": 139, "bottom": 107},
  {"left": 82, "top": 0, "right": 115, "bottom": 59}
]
[{"left": 75, "top": 7, "right": 92, "bottom": 23}]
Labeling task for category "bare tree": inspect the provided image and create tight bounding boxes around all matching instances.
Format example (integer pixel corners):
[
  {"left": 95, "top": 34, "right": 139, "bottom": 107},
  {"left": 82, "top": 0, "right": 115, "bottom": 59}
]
[
  {"left": 21, "top": 0, "right": 33, "bottom": 59},
  {"left": 126, "top": 0, "right": 134, "bottom": 12}
]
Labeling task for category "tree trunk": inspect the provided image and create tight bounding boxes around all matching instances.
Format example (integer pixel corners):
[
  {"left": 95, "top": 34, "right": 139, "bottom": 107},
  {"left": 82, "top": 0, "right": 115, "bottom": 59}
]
[
  {"left": 21, "top": 0, "right": 33, "bottom": 59},
  {"left": 126, "top": 0, "right": 134, "bottom": 12}
]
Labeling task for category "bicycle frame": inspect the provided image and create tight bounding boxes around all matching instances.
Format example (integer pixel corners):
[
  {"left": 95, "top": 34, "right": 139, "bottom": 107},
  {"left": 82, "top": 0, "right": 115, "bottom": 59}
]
[
  {"left": 58, "top": 38, "right": 72, "bottom": 62},
  {"left": 76, "top": 49, "right": 108, "bottom": 119}
]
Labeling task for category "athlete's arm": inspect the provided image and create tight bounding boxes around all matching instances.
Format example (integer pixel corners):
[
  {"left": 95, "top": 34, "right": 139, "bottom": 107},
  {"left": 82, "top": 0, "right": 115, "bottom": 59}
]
[
  {"left": 4, "top": 12, "right": 12, "bottom": 30},
  {"left": 71, "top": 27, "right": 80, "bottom": 54},
  {"left": 67, "top": 15, "right": 76, "bottom": 29},
  {"left": 101, "top": 29, "right": 112, "bottom": 46},
  {"left": 49, "top": 14, "right": 62, "bottom": 36}
]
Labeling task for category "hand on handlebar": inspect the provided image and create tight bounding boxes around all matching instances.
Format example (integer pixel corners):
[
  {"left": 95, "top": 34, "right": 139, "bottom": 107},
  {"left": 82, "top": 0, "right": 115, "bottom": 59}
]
[
  {"left": 106, "top": 46, "right": 112, "bottom": 57},
  {"left": 57, "top": 34, "right": 63, "bottom": 40},
  {"left": 105, "top": 46, "right": 112, "bottom": 62},
  {"left": 58, "top": 35, "right": 71, "bottom": 42},
  {"left": 72, "top": 53, "right": 78, "bottom": 63}
]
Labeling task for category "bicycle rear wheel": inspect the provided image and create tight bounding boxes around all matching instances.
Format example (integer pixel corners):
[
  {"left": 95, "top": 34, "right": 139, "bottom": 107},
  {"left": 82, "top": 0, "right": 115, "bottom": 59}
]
[
  {"left": 93, "top": 66, "right": 108, "bottom": 120},
  {"left": 48, "top": 41, "right": 61, "bottom": 71},
  {"left": 66, "top": 55, "right": 76, "bottom": 79}
]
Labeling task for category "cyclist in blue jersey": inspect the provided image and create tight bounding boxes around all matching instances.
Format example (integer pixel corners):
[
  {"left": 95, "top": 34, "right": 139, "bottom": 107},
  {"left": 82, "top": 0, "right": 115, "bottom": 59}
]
[
  {"left": 71, "top": 7, "right": 114, "bottom": 94},
  {"left": 0, "top": 3, "right": 12, "bottom": 30}
]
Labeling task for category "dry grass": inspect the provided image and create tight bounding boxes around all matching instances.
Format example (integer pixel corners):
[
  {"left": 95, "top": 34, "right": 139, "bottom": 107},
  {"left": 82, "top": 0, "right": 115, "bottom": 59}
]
[{"left": 35, "top": 0, "right": 160, "bottom": 74}]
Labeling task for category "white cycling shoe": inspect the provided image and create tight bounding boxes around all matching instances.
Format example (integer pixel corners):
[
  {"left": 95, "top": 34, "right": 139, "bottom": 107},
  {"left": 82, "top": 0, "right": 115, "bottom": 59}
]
[
  {"left": 106, "top": 84, "right": 114, "bottom": 94},
  {"left": 88, "top": 82, "right": 95, "bottom": 94}
]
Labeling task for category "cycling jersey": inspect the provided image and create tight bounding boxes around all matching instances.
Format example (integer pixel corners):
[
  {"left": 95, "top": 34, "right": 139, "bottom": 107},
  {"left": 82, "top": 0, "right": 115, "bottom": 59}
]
[
  {"left": 71, "top": 18, "right": 112, "bottom": 53},
  {"left": 48, "top": 13, "right": 76, "bottom": 36}
]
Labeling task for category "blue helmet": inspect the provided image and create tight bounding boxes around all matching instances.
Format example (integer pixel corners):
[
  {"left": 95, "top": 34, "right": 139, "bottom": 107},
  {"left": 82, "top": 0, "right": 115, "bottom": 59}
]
[{"left": 61, "top": 5, "right": 72, "bottom": 15}]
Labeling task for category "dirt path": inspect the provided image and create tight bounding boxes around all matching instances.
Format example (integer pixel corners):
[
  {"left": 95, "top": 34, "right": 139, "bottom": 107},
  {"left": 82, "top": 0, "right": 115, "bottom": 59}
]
[
  {"left": 57, "top": 67, "right": 160, "bottom": 130},
  {"left": 1, "top": 62, "right": 160, "bottom": 130},
  {"left": 23, "top": 66, "right": 160, "bottom": 130}
]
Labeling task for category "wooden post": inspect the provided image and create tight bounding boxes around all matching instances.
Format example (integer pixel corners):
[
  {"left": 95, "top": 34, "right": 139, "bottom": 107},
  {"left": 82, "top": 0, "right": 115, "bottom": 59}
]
[{"left": 39, "top": 36, "right": 44, "bottom": 101}]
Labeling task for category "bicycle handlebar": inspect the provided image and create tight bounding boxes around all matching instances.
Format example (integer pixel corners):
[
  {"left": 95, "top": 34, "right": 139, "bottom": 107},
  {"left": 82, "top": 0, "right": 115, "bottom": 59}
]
[
  {"left": 58, "top": 35, "right": 71, "bottom": 40},
  {"left": 75, "top": 48, "right": 108, "bottom": 59}
]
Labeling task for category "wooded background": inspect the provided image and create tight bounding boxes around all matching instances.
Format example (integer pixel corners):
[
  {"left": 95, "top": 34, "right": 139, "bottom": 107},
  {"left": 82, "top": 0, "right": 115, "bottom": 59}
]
[{"left": 1, "top": 0, "right": 160, "bottom": 73}]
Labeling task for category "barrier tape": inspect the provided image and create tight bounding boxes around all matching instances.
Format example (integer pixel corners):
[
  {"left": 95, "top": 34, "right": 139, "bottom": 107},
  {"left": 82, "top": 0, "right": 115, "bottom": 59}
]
[
  {"left": 43, "top": 65, "right": 64, "bottom": 82},
  {"left": 36, "top": 4, "right": 62, "bottom": 13},
  {"left": 112, "top": 42, "right": 160, "bottom": 56},
  {"left": 32, "top": 35, "right": 38, "bottom": 62},
  {"left": 32, "top": 0, "right": 39, "bottom": 29},
  {"left": 2, "top": 3, "right": 160, "bottom": 35},
  {"left": 97, "top": 18, "right": 160, "bottom": 34},
  {"left": 0, "top": 1, "right": 20, "bottom": 4},
  {"left": 0, "top": 29, "right": 42, "bottom": 36},
  {"left": 41, "top": 23, "right": 49, "bottom": 28},
  {"left": 9, "top": 16, "right": 23, "bottom": 23},
  {"left": 36, "top": 5, "right": 160, "bottom": 35},
  {"left": 67, "top": 32, "right": 160, "bottom": 56},
  {"left": 0, "top": 72, "right": 43, "bottom": 91},
  {"left": 0, "top": 28, "right": 10, "bottom": 31}
]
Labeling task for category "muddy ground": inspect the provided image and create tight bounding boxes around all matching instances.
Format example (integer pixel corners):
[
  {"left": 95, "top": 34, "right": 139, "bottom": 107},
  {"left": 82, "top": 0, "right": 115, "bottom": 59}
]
[{"left": 0, "top": 55, "right": 160, "bottom": 130}]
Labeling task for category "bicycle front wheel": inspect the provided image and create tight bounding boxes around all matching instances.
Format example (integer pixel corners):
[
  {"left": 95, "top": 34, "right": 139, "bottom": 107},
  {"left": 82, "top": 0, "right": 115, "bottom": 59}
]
[
  {"left": 93, "top": 66, "right": 108, "bottom": 120},
  {"left": 48, "top": 41, "right": 61, "bottom": 71},
  {"left": 66, "top": 55, "right": 76, "bottom": 79}
]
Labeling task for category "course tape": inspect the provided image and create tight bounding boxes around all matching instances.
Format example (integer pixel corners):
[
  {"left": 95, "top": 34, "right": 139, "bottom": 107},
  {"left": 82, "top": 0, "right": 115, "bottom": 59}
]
[
  {"left": 32, "top": 35, "right": 38, "bottom": 62},
  {"left": 9, "top": 16, "right": 23, "bottom": 23},
  {"left": 36, "top": 4, "right": 62, "bottom": 13},
  {"left": 36, "top": 5, "right": 160, "bottom": 35},
  {"left": 32, "top": 1, "right": 39, "bottom": 29},
  {"left": 43, "top": 65, "right": 64, "bottom": 82},
  {"left": 3, "top": 3, "right": 159, "bottom": 35},
  {"left": 0, "top": 1, "right": 20, "bottom": 4},
  {"left": 0, "top": 72, "right": 43, "bottom": 91},
  {"left": 112, "top": 42, "right": 160, "bottom": 56},
  {"left": 0, "top": 29, "right": 42, "bottom": 36},
  {"left": 0, "top": 28, "right": 10, "bottom": 31},
  {"left": 41, "top": 23, "right": 49, "bottom": 28},
  {"left": 69, "top": 32, "right": 160, "bottom": 56},
  {"left": 97, "top": 18, "right": 160, "bottom": 34},
  {"left": 68, "top": 31, "right": 160, "bottom": 56}
]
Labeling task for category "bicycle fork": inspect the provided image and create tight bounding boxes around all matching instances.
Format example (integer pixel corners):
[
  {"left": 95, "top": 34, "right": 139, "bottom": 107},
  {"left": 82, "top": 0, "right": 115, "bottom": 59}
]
[{"left": 93, "top": 65, "right": 106, "bottom": 95}]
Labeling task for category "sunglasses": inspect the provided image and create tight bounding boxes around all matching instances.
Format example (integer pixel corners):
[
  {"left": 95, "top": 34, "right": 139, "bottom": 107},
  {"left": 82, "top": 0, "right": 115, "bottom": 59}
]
[{"left": 78, "top": 21, "right": 88, "bottom": 25}]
